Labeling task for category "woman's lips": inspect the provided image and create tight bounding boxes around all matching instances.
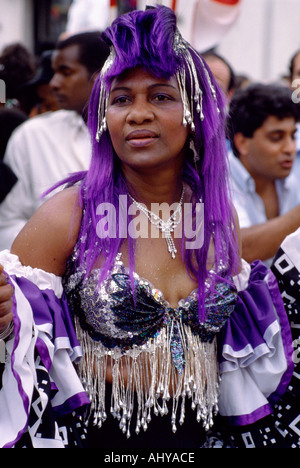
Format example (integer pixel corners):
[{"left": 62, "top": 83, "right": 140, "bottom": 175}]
[{"left": 126, "top": 130, "right": 159, "bottom": 147}]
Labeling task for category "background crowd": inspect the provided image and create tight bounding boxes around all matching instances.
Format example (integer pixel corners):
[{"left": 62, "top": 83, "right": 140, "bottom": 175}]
[
  {"left": 0, "top": 0, "right": 299, "bottom": 268},
  {"left": 0, "top": 0, "right": 299, "bottom": 450}
]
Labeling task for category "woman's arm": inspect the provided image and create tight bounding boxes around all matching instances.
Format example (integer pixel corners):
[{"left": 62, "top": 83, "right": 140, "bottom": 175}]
[
  {"left": 0, "top": 186, "right": 82, "bottom": 329},
  {"left": 11, "top": 186, "right": 82, "bottom": 276},
  {"left": 240, "top": 205, "right": 300, "bottom": 264}
]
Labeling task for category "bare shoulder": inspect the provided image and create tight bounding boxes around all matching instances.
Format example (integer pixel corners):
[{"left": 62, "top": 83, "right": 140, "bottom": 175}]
[
  {"left": 11, "top": 186, "right": 82, "bottom": 276},
  {"left": 232, "top": 205, "right": 242, "bottom": 249}
]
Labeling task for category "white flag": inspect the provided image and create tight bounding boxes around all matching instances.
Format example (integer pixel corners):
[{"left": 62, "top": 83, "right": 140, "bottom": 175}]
[{"left": 138, "top": 0, "right": 242, "bottom": 52}]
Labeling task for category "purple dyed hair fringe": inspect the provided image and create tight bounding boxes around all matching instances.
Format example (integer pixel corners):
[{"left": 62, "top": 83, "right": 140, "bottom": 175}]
[{"left": 49, "top": 6, "right": 240, "bottom": 321}]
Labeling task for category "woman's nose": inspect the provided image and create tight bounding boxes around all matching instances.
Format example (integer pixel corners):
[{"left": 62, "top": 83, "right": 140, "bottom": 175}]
[{"left": 126, "top": 98, "right": 154, "bottom": 124}]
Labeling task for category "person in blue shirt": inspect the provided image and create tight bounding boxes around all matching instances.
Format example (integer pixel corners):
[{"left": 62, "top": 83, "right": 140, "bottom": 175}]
[{"left": 227, "top": 83, "right": 300, "bottom": 266}]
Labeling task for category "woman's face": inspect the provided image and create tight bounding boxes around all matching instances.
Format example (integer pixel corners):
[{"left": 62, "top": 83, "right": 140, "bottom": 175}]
[{"left": 106, "top": 67, "right": 189, "bottom": 175}]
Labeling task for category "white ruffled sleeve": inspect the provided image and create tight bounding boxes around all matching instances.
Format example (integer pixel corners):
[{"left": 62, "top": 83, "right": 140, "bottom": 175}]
[
  {"left": 0, "top": 250, "right": 89, "bottom": 448},
  {"left": 218, "top": 259, "right": 294, "bottom": 425}
]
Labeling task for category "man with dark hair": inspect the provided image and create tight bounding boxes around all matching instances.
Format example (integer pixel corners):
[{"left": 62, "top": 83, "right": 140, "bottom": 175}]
[
  {"left": 227, "top": 83, "right": 300, "bottom": 265},
  {"left": 202, "top": 52, "right": 236, "bottom": 100},
  {"left": 0, "top": 32, "right": 110, "bottom": 250},
  {"left": 0, "top": 43, "right": 37, "bottom": 113},
  {"left": 289, "top": 49, "right": 300, "bottom": 84},
  {"left": 50, "top": 32, "right": 110, "bottom": 117}
]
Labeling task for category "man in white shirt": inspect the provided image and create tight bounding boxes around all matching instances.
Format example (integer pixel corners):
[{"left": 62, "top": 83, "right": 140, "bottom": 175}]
[
  {"left": 0, "top": 32, "right": 109, "bottom": 250},
  {"left": 227, "top": 83, "right": 300, "bottom": 266}
]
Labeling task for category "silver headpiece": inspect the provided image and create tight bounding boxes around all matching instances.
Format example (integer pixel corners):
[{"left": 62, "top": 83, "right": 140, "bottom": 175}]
[
  {"left": 173, "top": 30, "right": 219, "bottom": 132},
  {"left": 96, "top": 47, "right": 116, "bottom": 142},
  {"left": 95, "top": 31, "right": 219, "bottom": 143}
]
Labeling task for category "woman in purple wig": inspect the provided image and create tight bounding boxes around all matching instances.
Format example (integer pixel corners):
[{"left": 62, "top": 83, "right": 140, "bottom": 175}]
[{"left": 0, "top": 5, "right": 296, "bottom": 448}]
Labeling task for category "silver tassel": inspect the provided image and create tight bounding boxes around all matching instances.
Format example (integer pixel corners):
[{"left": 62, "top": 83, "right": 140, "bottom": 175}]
[
  {"left": 75, "top": 317, "right": 220, "bottom": 437},
  {"left": 95, "top": 47, "right": 116, "bottom": 142}
]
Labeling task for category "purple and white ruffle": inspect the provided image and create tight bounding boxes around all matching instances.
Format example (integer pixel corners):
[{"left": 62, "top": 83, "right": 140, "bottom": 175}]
[
  {"left": 218, "top": 259, "right": 294, "bottom": 425},
  {"left": 0, "top": 251, "right": 89, "bottom": 448},
  {"left": 0, "top": 252, "right": 294, "bottom": 447}
]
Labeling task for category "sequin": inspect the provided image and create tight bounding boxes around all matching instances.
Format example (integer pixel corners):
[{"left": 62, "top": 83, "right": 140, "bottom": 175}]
[
  {"left": 63, "top": 252, "right": 237, "bottom": 436},
  {"left": 64, "top": 255, "right": 237, "bottom": 370}
]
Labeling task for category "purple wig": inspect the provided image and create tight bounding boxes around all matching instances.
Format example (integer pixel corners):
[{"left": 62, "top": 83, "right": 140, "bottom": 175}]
[{"left": 69, "top": 5, "right": 239, "bottom": 317}]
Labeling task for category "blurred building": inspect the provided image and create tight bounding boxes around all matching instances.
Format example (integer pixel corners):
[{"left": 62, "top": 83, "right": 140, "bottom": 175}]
[
  {"left": 218, "top": 0, "right": 300, "bottom": 83},
  {"left": 0, "top": 0, "right": 300, "bottom": 82},
  {"left": 33, "top": 0, "right": 73, "bottom": 54},
  {"left": 0, "top": 0, "right": 72, "bottom": 54}
]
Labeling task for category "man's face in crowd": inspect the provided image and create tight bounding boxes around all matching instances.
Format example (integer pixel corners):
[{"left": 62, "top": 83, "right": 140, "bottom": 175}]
[
  {"left": 50, "top": 44, "right": 93, "bottom": 114},
  {"left": 236, "top": 115, "right": 297, "bottom": 181}
]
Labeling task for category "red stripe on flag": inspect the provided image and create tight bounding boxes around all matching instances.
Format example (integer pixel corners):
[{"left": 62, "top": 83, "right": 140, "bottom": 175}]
[
  {"left": 172, "top": 0, "right": 177, "bottom": 11},
  {"left": 211, "top": 0, "right": 240, "bottom": 5},
  {"left": 110, "top": 0, "right": 117, "bottom": 7}
]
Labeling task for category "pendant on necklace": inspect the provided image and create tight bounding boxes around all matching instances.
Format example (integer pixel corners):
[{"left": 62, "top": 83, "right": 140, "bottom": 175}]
[
  {"left": 160, "top": 222, "right": 178, "bottom": 259},
  {"left": 129, "top": 186, "right": 185, "bottom": 260}
]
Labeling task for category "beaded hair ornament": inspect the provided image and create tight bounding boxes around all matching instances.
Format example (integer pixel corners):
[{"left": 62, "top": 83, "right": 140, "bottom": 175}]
[
  {"left": 95, "top": 29, "right": 219, "bottom": 143},
  {"left": 73, "top": 10, "right": 238, "bottom": 438}
]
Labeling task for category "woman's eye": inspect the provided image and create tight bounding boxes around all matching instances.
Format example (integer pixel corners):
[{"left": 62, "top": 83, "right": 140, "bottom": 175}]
[
  {"left": 153, "top": 94, "right": 171, "bottom": 102},
  {"left": 112, "top": 96, "right": 130, "bottom": 105}
]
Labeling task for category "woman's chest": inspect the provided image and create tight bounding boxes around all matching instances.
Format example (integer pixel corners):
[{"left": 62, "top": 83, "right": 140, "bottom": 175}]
[{"left": 120, "top": 237, "right": 198, "bottom": 308}]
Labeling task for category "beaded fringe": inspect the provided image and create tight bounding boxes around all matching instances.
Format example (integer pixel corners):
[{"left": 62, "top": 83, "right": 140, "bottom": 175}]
[{"left": 75, "top": 317, "right": 220, "bottom": 438}]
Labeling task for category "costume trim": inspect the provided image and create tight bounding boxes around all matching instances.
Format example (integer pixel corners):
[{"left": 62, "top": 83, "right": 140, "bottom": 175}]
[
  {"left": 0, "top": 251, "right": 89, "bottom": 448},
  {"left": 218, "top": 261, "right": 294, "bottom": 426}
]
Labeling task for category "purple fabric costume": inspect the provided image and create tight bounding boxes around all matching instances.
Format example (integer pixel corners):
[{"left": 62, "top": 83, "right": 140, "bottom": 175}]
[
  {"left": 0, "top": 250, "right": 294, "bottom": 448},
  {"left": 0, "top": 6, "right": 297, "bottom": 448}
]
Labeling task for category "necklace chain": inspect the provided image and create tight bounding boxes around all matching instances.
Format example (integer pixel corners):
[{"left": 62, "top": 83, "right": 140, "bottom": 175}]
[{"left": 129, "top": 186, "right": 185, "bottom": 259}]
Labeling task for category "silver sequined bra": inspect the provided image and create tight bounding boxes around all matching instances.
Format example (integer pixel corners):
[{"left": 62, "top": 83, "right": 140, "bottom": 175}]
[{"left": 63, "top": 253, "right": 237, "bottom": 437}]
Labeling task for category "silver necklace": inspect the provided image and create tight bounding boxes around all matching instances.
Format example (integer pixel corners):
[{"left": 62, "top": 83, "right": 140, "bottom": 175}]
[{"left": 129, "top": 186, "right": 185, "bottom": 259}]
